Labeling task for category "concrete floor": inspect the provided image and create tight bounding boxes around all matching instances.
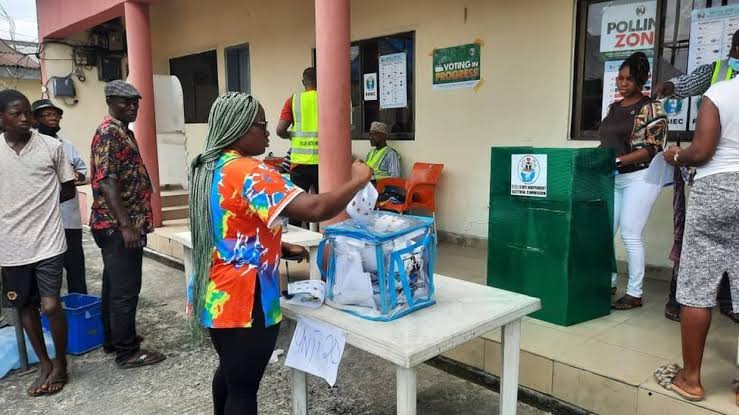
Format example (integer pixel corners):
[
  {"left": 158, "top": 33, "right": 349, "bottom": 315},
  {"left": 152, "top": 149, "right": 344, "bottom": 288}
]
[{"left": 0, "top": 233, "right": 550, "bottom": 415}]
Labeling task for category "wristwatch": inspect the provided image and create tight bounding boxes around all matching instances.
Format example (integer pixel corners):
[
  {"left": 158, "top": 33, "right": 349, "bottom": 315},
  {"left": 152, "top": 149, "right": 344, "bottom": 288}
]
[
  {"left": 673, "top": 152, "right": 681, "bottom": 165},
  {"left": 615, "top": 158, "right": 623, "bottom": 169}
]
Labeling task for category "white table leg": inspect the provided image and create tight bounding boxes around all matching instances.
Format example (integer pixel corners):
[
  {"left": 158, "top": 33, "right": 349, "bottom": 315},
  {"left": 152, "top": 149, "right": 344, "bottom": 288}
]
[
  {"left": 291, "top": 368, "right": 307, "bottom": 415},
  {"left": 500, "top": 319, "right": 522, "bottom": 415},
  {"left": 396, "top": 366, "right": 417, "bottom": 415},
  {"left": 309, "top": 246, "right": 320, "bottom": 280}
]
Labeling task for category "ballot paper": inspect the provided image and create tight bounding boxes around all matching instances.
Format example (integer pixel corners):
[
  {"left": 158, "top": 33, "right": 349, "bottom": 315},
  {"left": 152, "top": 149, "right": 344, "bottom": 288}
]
[
  {"left": 285, "top": 280, "right": 325, "bottom": 309},
  {"left": 346, "top": 183, "right": 378, "bottom": 224}
]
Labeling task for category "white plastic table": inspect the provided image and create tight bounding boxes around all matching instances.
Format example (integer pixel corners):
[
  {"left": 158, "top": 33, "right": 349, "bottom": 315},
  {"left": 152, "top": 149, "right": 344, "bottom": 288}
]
[
  {"left": 172, "top": 225, "right": 324, "bottom": 280},
  {"left": 281, "top": 275, "right": 541, "bottom": 415}
]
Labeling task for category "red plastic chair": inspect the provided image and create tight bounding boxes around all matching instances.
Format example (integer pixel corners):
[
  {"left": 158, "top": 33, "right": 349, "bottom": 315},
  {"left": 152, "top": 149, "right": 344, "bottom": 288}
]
[{"left": 376, "top": 162, "right": 444, "bottom": 236}]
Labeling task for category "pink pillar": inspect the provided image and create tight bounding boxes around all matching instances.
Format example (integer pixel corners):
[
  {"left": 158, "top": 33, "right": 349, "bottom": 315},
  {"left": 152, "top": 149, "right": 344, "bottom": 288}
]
[
  {"left": 124, "top": 1, "right": 161, "bottom": 227},
  {"left": 315, "top": 0, "right": 351, "bottom": 225}
]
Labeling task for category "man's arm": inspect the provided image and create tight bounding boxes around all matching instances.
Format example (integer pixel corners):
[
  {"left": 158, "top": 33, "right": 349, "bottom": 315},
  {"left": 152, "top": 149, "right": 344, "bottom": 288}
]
[
  {"left": 99, "top": 177, "right": 142, "bottom": 248},
  {"left": 276, "top": 96, "right": 294, "bottom": 139},
  {"left": 385, "top": 149, "right": 402, "bottom": 178},
  {"left": 65, "top": 140, "right": 88, "bottom": 184},
  {"left": 55, "top": 143, "right": 78, "bottom": 202},
  {"left": 657, "top": 63, "right": 714, "bottom": 99}
]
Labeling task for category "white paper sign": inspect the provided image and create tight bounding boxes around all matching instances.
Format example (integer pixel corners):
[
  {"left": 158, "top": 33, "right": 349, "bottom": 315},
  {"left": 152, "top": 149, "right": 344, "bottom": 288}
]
[
  {"left": 511, "top": 154, "right": 548, "bottom": 198},
  {"left": 600, "top": 2, "right": 657, "bottom": 55},
  {"left": 379, "top": 53, "right": 407, "bottom": 109},
  {"left": 663, "top": 97, "right": 689, "bottom": 132},
  {"left": 285, "top": 318, "right": 346, "bottom": 387},
  {"left": 363, "top": 73, "right": 377, "bottom": 101}
]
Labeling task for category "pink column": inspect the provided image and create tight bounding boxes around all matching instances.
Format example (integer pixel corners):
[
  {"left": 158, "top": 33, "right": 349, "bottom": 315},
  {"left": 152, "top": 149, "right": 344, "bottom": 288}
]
[
  {"left": 124, "top": 1, "right": 161, "bottom": 227},
  {"left": 315, "top": 0, "right": 351, "bottom": 225}
]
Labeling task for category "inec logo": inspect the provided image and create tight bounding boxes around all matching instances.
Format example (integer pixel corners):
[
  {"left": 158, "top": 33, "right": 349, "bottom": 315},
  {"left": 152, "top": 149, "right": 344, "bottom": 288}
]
[
  {"left": 518, "top": 155, "right": 541, "bottom": 184},
  {"left": 664, "top": 98, "right": 683, "bottom": 115}
]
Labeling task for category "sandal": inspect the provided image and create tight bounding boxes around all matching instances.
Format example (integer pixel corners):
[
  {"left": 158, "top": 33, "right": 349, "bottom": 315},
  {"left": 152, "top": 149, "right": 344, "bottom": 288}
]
[
  {"left": 26, "top": 372, "right": 49, "bottom": 397},
  {"left": 612, "top": 294, "right": 642, "bottom": 310},
  {"left": 42, "top": 374, "right": 68, "bottom": 396},
  {"left": 117, "top": 349, "right": 166, "bottom": 369},
  {"left": 664, "top": 305, "right": 681, "bottom": 322},
  {"left": 654, "top": 364, "right": 705, "bottom": 402}
]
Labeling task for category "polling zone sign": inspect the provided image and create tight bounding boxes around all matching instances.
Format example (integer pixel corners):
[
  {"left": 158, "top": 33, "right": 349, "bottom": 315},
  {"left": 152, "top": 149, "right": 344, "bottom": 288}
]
[
  {"left": 600, "top": 1, "right": 657, "bottom": 57},
  {"left": 433, "top": 43, "right": 481, "bottom": 90}
]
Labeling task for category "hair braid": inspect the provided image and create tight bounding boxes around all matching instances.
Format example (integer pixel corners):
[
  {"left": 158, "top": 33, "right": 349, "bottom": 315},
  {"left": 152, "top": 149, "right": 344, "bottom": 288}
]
[
  {"left": 188, "top": 92, "right": 260, "bottom": 334},
  {"left": 620, "top": 52, "right": 651, "bottom": 88}
]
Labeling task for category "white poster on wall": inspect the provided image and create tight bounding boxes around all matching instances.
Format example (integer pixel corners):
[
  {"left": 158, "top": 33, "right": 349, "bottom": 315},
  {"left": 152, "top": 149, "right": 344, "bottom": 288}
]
[
  {"left": 663, "top": 97, "right": 689, "bottom": 131},
  {"left": 511, "top": 154, "right": 548, "bottom": 198},
  {"left": 363, "top": 73, "right": 377, "bottom": 101},
  {"left": 600, "top": 1, "right": 657, "bottom": 56},
  {"left": 379, "top": 52, "right": 407, "bottom": 109},
  {"left": 601, "top": 58, "right": 653, "bottom": 120},
  {"left": 686, "top": 4, "right": 739, "bottom": 131}
]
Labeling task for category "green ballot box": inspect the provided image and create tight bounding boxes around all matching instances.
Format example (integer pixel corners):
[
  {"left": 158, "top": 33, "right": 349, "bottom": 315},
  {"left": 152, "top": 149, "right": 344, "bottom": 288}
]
[{"left": 487, "top": 147, "right": 615, "bottom": 326}]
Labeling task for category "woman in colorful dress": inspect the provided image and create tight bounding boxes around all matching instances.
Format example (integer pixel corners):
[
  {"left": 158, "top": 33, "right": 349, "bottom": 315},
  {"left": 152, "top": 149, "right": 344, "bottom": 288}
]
[{"left": 188, "top": 92, "right": 372, "bottom": 415}]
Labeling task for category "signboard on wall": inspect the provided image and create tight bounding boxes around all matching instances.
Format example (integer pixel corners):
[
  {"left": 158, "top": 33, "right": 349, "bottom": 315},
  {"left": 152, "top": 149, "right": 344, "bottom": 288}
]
[
  {"left": 511, "top": 154, "right": 548, "bottom": 198},
  {"left": 379, "top": 52, "right": 407, "bottom": 109},
  {"left": 600, "top": 1, "right": 657, "bottom": 57},
  {"left": 685, "top": 4, "right": 739, "bottom": 131},
  {"left": 432, "top": 43, "right": 481, "bottom": 90}
]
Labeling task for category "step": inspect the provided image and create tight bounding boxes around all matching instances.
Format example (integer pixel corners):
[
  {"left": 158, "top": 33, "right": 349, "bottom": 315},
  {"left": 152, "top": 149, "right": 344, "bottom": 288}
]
[
  {"left": 161, "top": 205, "right": 189, "bottom": 221},
  {"left": 161, "top": 190, "right": 189, "bottom": 208}
]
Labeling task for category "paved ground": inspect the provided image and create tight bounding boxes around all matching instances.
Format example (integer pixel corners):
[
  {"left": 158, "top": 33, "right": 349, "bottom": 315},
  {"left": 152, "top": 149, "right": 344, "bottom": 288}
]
[{"left": 0, "top": 233, "right": 550, "bottom": 415}]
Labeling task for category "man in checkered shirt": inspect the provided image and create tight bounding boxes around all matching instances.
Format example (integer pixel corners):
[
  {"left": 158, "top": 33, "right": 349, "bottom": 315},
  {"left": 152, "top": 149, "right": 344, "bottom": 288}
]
[{"left": 656, "top": 29, "right": 738, "bottom": 99}]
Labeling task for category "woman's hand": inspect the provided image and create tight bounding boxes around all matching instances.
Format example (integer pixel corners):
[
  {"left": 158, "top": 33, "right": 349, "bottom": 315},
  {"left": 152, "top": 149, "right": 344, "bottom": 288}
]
[
  {"left": 282, "top": 242, "right": 309, "bottom": 262},
  {"left": 664, "top": 145, "right": 682, "bottom": 166}
]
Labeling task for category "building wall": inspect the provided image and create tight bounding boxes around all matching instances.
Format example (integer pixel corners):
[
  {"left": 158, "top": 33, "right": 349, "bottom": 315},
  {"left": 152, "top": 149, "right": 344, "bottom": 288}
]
[
  {"left": 40, "top": 0, "right": 675, "bottom": 268},
  {"left": 1, "top": 78, "right": 43, "bottom": 101}
]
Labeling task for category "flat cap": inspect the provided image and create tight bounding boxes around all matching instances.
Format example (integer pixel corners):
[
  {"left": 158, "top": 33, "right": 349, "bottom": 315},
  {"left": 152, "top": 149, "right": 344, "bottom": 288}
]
[
  {"left": 31, "top": 99, "right": 63, "bottom": 115},
  {"left": 105, "top": 80, "right": 141, "bottom": 99},
  {"left": 369, "top": 121, "right": 389, "bottom": 135}
]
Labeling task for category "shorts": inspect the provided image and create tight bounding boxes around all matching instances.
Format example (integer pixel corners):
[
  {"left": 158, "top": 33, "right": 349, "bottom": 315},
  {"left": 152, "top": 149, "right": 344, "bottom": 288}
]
[
  {"left": 677, "top": 172, "right": 739, "bottom": 312},
  {"left": 1, "top": 254, "right": 64, "bottom": 307}
]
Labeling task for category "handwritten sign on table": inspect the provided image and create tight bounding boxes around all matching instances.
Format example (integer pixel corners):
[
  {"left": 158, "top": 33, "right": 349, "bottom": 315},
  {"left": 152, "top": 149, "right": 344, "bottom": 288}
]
[{"left": 285, "top": 318, "right": 346, "bottom": 386}]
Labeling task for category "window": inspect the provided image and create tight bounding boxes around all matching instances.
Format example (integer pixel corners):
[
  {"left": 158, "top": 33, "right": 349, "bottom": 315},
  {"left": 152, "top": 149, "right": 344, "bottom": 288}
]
[
  {"left": 572, "top": 0, "right": 738, "bottom": 140},
  {"left": 225, "top": 44, "right": 251, "bottom": 93},
  {"left": 352, "top": 32, "right": 415, "bottom": 140},
  {"left": 170, "top": 50, "right": 219, "bottom": 123}
]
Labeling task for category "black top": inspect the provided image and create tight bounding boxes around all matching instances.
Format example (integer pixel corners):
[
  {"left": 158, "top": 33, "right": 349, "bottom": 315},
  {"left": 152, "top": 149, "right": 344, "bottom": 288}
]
[{"left": 599, "top": 96, "right": 649, "bottom": 157}]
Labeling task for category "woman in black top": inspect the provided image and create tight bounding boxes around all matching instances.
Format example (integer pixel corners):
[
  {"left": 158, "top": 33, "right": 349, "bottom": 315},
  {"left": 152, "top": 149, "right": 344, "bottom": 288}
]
[{"left": 599, "top": 52, "right": 668, "bottom": 310}]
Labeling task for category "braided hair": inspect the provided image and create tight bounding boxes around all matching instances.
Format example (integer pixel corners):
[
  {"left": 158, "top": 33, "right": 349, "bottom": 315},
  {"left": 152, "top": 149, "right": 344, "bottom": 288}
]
[
  {"left": 188, "top": 92, "right": 260, "bottom": 333},
  {"left": 620, "top": 52, "right": 651, "bottom": 88}
]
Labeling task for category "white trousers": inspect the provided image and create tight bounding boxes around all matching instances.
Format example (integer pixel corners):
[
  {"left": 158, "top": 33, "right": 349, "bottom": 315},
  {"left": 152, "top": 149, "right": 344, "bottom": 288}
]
[{"left": 611, "top": 168, "right": 663, "bottom": 298}]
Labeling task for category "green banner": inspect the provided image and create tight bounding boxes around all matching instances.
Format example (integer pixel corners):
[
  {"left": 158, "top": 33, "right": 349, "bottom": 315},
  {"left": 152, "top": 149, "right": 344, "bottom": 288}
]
[{"left": 433, "top": 43, "right": 481, "bottom": 90}]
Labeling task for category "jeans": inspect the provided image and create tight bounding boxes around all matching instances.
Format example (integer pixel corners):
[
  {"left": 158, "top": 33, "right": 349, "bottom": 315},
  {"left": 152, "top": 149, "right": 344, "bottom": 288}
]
[
  {"left": 92, "top": 228, "right": 145, "bottom": 362},
  {"left": 63, "top": 228, "right": 87, "bottom": 294},
  {"left": 611, "top": 169, "right": 662, "bottom": 298}
]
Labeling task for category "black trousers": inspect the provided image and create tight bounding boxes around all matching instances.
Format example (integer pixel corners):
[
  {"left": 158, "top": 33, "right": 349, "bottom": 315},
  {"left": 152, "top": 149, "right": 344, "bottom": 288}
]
[
  {"left": 64, "top": 228, "right": 87, "bottom": 294},
  {"left": 92, "top": 228, "right": 144, "bottom": 362},
  {"left": 289, "top": 164, "right": 319, "bottom": 227},
  {"left": 668, "top": 265, "right": 732, "bottom": 311},
  {"left": 209, "top": 280, "right": 280, "bottom": 415}
]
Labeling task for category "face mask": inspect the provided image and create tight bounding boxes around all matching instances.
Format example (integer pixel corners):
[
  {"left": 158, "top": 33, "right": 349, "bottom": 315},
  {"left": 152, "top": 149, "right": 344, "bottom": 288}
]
[{"left": 729, "top": 57, "right": 739, "bottom": 72}]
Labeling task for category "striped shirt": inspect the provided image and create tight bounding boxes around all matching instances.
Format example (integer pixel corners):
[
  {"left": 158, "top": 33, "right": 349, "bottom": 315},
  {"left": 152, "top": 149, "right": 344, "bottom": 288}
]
[{"left": 669, "top": 62, "right": 737, "bottom": 99}]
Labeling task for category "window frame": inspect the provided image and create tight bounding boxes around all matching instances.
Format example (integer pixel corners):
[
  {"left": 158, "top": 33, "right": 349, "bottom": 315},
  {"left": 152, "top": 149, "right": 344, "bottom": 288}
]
[
  {"left": 169, "top": 49, "right": 219, "bottom": 124},
  {"left": 225, "top": 43, "right": 251, "bottom": 94}
]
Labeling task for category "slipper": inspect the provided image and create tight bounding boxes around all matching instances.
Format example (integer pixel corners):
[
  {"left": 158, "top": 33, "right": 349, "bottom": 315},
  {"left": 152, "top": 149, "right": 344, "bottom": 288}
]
[
  {"left": 26, "top": 374, "right": 48, "bottom": 397},
  {"left": 42, "top": 375, "right": 68, "bottom": 396},
  {"left": 664, "top": 305, "right": 680, "bottom": 322},
  {"left": 654, "top": 363, "right": 705, "bottom": 402},
  {"left": 612, "top": 295, "right": 642, "bottom": 310},
  {"left": 117, "top": 349, "right": 166, "bottom": 369}
]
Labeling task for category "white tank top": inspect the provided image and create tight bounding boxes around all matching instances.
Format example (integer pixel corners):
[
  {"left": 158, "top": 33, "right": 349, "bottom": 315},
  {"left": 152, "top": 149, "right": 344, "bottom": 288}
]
[{"left": 696, "top": 78, "right": 739, "bottom": 180}]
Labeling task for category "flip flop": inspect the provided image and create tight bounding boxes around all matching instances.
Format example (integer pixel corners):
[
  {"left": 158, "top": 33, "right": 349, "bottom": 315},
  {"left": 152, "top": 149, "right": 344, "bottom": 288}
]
[
  {"left": 42, "top": 375, "right": 68, "bottom": 396},
  {"left": 117, "top": 349, "right": 166, "bottom": 369},
  {"left": 654, "top": 363, "right": 705, "bottom": 402},
  {"left": 612, "top": 295, "right": 643, "bottom": 310}
]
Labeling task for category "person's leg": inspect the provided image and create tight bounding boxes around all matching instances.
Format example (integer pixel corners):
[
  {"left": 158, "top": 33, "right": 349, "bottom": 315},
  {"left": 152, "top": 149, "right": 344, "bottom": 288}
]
[
  {"left": 108, "top": 232, "right": 144, "bottom": 363},
  {"left": 717, "top": 272, "right": 735, "bottom": 315},
  {"left": 211, "top": 363, "right": 228, "bottom": 415},
  {"left": 209, "top": 325, "right": 281, "bottom": 415},
  {"left": 673, "top": 306, "right": 712, "bottom": 397},
  {"left": 36, "top": 254, "right": 67, "bottom": 393},
  {"left": 63, "top": 228, "right": 87, "bottom": 294},
  {"left": 92, "top": 229, "right": 114, "bottom": 351},
  {"left": 611, "top": 179, "right": 624, "bottom": 290},
  {"left": 308, "top": 164, "right": 319, "bottom": 194},
  {"left": 617, "top": 174, "right": 662, "bottom": 300},
  {"left": 2, "top": 264, "right": 53, "bottom": 395},
  {"left": 665, "top": 264, "right": 681, "bottom": 320}
]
